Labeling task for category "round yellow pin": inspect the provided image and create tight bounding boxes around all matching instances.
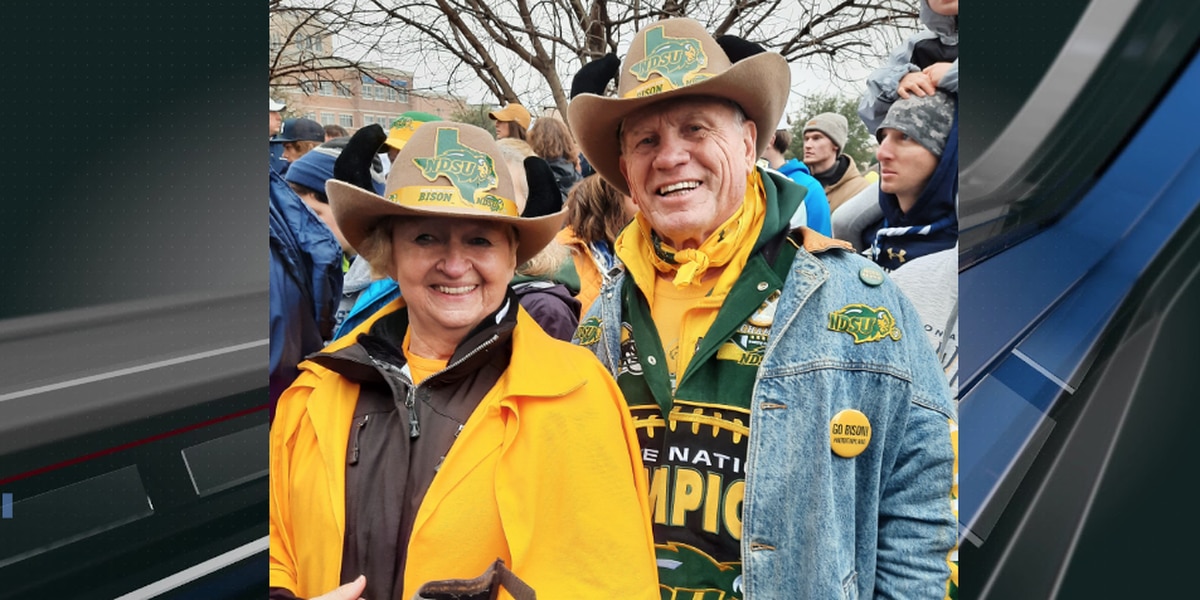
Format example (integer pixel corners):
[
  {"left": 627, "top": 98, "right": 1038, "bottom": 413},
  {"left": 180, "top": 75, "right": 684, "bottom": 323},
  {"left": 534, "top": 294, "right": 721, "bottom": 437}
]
[{"left": 830, "top": 409, "right": 872, "bottom": 458}]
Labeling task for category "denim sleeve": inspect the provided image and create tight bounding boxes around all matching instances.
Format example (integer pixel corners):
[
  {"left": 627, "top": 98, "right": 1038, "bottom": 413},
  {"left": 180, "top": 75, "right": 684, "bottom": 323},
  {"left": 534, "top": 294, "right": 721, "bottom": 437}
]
[
  {"left": 571, "top": 275, "right": 624, "bottom": 376},
  {"left": 875, "top": 396, "right": 958, "bottom": 599}
]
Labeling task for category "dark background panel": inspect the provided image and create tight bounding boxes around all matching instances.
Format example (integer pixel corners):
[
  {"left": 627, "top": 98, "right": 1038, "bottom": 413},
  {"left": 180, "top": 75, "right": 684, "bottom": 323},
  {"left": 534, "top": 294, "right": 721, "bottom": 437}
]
[
  {"left": 960, "top": 0, "right": 1200, "bottom": 597},
  {"left": 1, "top": 0, "right": 262, "bottom": 320},
  {"left": 0, "top": 0, "right": 265, "bottom": 598}
]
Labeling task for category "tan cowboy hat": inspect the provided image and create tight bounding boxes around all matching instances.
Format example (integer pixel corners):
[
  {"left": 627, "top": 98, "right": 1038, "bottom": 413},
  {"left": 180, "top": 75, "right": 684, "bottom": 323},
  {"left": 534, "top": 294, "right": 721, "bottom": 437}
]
[
  {"left": 568, "top": 18, "right": 790, "bottom": 197},
  {"left": 327, "top": 122, "right": 565, "bottom": 266}
]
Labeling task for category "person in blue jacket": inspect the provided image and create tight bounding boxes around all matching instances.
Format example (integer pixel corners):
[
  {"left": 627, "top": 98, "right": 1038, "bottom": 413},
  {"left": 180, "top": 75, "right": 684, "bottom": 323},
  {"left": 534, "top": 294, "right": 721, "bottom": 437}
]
[
  {"left": 760, "top": 126, "right": 832, "bottom": 236},
  {"left": 269, "top": 168, "right": 343, "bottom": 417}
]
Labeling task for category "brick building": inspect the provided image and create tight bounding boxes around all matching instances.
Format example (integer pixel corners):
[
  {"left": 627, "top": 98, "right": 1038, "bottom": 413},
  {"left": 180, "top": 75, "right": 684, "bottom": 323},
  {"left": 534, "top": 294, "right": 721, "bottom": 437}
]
[{"left": 270, "top": 11, "right": 466, "bottom": 132}]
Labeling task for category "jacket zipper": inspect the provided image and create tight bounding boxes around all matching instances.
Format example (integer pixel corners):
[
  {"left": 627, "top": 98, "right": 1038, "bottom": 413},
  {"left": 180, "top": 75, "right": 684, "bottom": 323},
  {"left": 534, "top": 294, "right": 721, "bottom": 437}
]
[
  {"left": 405, "top": 385, "right": 420, "bottom": 438},
  {"left": 407, "top": 333, "right": 502, "bottom": 439},
  {"left": 348, "top": 414, "right": 369, "bottom": 465}
]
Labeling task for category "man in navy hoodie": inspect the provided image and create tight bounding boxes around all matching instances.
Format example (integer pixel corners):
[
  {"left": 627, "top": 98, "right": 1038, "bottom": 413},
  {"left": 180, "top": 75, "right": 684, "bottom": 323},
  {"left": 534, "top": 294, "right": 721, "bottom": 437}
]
[
  {"left": 854, "top": 90, "right": 959, "bottom": 397},
  {"left": 869, "top": 90, "right": 957, "bottom": 271}
]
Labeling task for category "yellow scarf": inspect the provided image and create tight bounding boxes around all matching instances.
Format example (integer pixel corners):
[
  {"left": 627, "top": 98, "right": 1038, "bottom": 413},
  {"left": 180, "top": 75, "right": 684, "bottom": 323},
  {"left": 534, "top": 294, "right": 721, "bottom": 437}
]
[{"left": 616, "top": 170, "right": 767, "bottom": 305}]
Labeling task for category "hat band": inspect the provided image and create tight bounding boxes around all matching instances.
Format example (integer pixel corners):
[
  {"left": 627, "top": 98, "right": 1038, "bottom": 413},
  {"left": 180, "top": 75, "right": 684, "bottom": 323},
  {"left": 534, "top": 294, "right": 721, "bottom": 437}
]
[
  {"left": 625, "top": 77, "right": 680, "bottom": 98},
  {"left": 623, "top": 72, "right": 716, "bottom": 99},
  {"left": 387, "top": 185, "right": 520, "bottom": 217}
]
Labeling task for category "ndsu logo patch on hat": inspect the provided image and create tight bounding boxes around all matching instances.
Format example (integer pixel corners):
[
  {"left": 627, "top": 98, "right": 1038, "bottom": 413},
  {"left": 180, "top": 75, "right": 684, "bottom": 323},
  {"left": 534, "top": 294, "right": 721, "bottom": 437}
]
[
  {"left": 827, "top": 304, "right": 902, "bottom": 344},
  {"left": 406, "top": 127, "right": 516, "bottom": 215},
  {"left": 627, "top": 26, "right": 710, "bottom": 97}
]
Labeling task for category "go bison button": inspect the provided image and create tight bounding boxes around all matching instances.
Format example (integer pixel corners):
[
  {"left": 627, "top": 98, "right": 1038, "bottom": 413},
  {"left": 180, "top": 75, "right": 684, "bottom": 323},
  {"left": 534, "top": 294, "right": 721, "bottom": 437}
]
[{"left": 830, "top": 409, "right": 872, "bottom": 458}]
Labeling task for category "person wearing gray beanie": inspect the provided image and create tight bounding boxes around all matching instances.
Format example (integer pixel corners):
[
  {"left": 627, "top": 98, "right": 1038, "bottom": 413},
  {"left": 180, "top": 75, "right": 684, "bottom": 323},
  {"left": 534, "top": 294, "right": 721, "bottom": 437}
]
[
  {"left": 802, "top": 112, "right": 870, "bottom": 213},
  {"left": 870, "top": 89, "right": 958, "bottom": 270},
  {"left": 803, "top": 112, "right": 849, "bottom": 157},
  {"left": 876, "top": 89, "right": 956, "bottom": 159},
  {"left": 868, "top": 89, "right": 959, "bottom": 404}
]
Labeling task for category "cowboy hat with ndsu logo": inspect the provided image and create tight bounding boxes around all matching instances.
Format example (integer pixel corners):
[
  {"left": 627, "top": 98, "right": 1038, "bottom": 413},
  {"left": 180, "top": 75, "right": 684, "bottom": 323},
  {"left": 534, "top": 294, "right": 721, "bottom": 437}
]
[
  {"left": 326, "top": 122, "right": 565, "bottom": 266},
  {"left": 567, "top": 17, "right": 790, "bottom": 197}
]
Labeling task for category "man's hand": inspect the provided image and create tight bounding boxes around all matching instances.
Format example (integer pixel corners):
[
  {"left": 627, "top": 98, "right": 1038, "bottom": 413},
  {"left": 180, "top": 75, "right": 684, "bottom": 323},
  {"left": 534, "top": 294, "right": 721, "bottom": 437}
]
[
  {"left": 897, "top": 71, "right": 936, "bottom": 99},
  {"left": 312, "top": 575, "right": 367, "bottom": 600},
  {"left": 923, "top": 61, "right": 953, "bottom": 88}
]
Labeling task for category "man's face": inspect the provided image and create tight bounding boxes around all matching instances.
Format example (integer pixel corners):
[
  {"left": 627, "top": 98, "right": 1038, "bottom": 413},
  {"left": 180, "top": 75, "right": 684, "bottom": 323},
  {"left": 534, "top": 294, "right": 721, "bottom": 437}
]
[
  {"left": 802, "top": 131, "right": 838, "bottom": 172},
  {"left": 617, "top": 97, "right": 756, "bottom": 250},
  {"left": 926, "top": 0, "right": 958, "bottom": 16},
  {"left": 876, "top": 128, "right": 939, "bottom": 210},
  {"left": 282, "top": 142, "right": 304, "bottom": 163},
  {"left": 270, "top": 111, "right": 283, "bottom": 137}
]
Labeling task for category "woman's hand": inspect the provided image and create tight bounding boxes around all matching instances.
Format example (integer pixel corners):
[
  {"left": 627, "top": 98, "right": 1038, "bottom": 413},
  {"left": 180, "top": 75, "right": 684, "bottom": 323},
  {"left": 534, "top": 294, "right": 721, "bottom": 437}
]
[
  {"left": 312, "top": 575, "right": 367, "bottom": 600},
  {"left": 923, "top": 61, "right": 953, "bottom": 88},
  {"left": 898, "top": 71, "right": 936, "bottom": 99}
]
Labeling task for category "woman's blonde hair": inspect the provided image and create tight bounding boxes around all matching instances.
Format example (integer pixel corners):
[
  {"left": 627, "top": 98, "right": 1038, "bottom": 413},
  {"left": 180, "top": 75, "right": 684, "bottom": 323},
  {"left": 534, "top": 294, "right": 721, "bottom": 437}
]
[
  {"left": 528, "top": 118, "right": 579, "bottom": 167},
  {"left": 565, "top": 174, "right": 634, "bottom": 246},
  {"left": 516, "top": 239, "right": 570, "bottom": 278}
]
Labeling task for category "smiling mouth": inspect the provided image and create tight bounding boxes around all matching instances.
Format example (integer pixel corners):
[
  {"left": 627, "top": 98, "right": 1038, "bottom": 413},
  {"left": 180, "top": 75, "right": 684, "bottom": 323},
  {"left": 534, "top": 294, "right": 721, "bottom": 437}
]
[
  {"left": 434, "top": 285, "right": 476, "bottom": 295},
  {"left": 657, "top": 181, "right": 700, "bottom": 196}
]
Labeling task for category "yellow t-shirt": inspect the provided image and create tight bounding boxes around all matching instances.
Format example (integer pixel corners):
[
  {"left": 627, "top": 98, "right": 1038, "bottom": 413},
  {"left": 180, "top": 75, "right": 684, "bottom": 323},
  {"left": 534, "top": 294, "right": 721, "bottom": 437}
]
[
  {"left": 402, "top": 330, "right": 448, "bottom": 384},
  {"left": 651, "top": 274, "right": 722, "bottom": 389}
]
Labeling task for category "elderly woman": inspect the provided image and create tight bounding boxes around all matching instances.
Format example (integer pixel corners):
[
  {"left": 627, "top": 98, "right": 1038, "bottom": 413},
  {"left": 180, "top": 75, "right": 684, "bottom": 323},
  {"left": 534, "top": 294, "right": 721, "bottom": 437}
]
[{"left": 269, "top": 123, "right": 657, "bottom": 600}]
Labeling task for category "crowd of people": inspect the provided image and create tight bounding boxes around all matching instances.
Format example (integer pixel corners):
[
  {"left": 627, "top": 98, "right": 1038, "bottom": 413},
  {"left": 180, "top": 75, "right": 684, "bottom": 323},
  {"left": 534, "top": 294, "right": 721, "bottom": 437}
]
[{"left": 268, "top": 4, "right": 958, "bottom": 598}]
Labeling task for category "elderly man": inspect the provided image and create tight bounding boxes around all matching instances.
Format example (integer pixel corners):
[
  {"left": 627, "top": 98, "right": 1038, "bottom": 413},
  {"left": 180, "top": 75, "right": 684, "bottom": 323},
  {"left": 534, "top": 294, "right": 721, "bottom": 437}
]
[{"left": 568, "top": 17, "right": 957, "bottom": 599}]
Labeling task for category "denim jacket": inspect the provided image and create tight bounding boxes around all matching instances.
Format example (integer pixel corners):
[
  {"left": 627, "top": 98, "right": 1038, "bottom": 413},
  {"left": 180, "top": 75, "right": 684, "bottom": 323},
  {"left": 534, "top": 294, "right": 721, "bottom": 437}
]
[{"left": 580, "top": 229, "right": 957, "bottom": 599}]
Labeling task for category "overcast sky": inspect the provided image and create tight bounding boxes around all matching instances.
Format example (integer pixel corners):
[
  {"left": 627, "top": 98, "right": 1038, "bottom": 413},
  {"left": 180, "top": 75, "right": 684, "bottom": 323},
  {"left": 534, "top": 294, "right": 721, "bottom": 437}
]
[{"left": 334, "top": 5, "right": 919, "bottom": 121}]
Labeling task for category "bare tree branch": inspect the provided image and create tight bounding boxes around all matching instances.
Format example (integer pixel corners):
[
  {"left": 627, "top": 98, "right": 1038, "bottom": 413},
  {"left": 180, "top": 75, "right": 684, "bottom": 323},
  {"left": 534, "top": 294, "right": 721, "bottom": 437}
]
[{"left": 271, "top": 0, "right": 922, "bottom": 119}]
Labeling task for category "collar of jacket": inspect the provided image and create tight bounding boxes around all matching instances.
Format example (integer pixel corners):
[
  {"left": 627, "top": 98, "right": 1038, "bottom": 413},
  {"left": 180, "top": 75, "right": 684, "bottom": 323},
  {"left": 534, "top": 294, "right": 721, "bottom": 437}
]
[
  {"left": 756, "top": 167, "right": 806, "bottom": 252},
  {"left": 811, "top": 154, "right": 851, "bottom": 188},
  {"left": 301, "top": 289, "right": 588, "bottom": 402},
  {"left": 307, "top": 289, "right": 519, "bottom": 383}
]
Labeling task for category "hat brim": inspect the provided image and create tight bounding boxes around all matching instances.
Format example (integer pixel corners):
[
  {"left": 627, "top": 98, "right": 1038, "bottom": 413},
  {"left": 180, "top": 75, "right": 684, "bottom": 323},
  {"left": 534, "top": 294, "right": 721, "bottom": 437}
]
[
  {"left": 326, "top": 179, "right": 565, "bottom": 267},
  {"left": 568, "top": 52, "right": 790, "bottom": 197}
]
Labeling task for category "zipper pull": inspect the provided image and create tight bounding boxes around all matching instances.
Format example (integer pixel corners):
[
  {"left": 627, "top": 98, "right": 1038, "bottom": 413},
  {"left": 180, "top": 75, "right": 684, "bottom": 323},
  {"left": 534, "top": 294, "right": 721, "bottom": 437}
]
[
  {"left": 406, "top": 386, "right": 420, "bottom": 438},
  {"left": 349, "top": 414, "right": 369, "bottom": 465}
]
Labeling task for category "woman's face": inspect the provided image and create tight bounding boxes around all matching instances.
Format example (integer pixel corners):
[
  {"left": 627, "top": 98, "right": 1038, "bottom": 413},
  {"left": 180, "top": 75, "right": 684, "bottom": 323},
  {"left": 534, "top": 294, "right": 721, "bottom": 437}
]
[{"left": 391, "top": 216, "right": 517, "bottom": 357}]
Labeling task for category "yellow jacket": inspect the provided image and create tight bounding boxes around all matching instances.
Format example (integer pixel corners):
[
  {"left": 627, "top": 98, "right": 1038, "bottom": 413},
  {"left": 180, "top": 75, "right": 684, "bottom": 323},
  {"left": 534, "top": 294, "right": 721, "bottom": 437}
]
[
  {"left": 556, "top": 227, "right": 605, "bottom": 317},
  {"left": 269, "top": 300, "right": 658, "bottom": 599}
]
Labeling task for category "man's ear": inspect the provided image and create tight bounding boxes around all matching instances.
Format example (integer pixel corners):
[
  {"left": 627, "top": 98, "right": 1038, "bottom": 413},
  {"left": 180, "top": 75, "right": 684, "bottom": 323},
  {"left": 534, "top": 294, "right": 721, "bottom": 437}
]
[{"left": 744, "top": 120, "right": 758, "bottom": 167}]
